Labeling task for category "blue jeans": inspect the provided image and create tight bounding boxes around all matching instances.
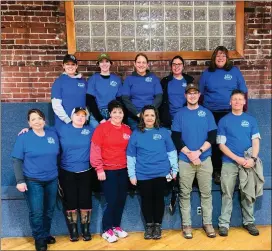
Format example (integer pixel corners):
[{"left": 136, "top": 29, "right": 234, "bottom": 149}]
[
  {"left": 89, "top": 108, "right": 110, "bottom": 128},
  {"left": 101, "top": 169, "right": 128, "bottom": 232},
  {"left": 24, "top": 178, "right": 58, "bottom": 240}
]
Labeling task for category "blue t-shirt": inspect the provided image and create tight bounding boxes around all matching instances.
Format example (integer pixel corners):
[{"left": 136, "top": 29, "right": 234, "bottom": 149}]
[
  {"left": 121, "top": 72, "right": 163, "bottom": 112},
  {"left": 171, "top": 106, "right": 217, "bottom": 162},
  {"left": 168, "top": 77, "right": 188, "bottom": 119},
  {"left": 11, "top": 129, "right": 59, "bottom": 181},
  {"left": 58, "top": 124, "right": 94, "bottom": 172},
  {"left": 51, "top": 74, "right": 87, "bottom": 129},
  {"left": 217, "top": 112, "right": 260, "bottom": 163},
  {"left": 199, "top": 67, "right": 248, "bottom": 111},
  {"left": 127, "top": 127, "right": 176, "bottom": 180},
  {"left": 87, "top": 73, "right": 122, "bottom": 109}
]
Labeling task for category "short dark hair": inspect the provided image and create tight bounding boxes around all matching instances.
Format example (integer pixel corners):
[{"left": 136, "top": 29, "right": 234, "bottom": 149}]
[
  {"left": 208, "top": 46, "right": 233, "bottom": 72},
  {"left": 135, "top": 53, "right": 149, "bottom": 63},
  {"left": 170, "top": 55, "right": 184, "bottom": 67},
  {"left": 27, "top": 109, "right": 45, "bottom": 121},
  {"left": 138, "top": 105, "right": 160, "bottom": 132},
  {"left": 108, "top": 100, "right": 125, "bottom": 113},
  {"left": 231, "top": 89, "right": 246, "bottom": 98}
]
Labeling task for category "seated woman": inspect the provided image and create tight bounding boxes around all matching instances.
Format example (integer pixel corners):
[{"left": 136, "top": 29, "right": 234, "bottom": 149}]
[
  {"left": 12, "top": 109, "right": 59, "bottom": 251},
  {"left": 159, "top": 55, "right": 194, "bottom": 129},
  {"left": 121, "top": 53, "right": 163, "bottom": 130},
  {"left": 126, "top": 105, "right": 178, "bottom": 240},
  {"left": 86, "top": 53, "right": 122, "bottom": 128},
  {"left": 90, "top": 100, "right": 131, "bottom": 243}
]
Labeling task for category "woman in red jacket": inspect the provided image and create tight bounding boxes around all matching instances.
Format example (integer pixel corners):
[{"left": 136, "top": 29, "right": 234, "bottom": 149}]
[{"left": 90, "top": 100, "right": 131, "bottom": 243}]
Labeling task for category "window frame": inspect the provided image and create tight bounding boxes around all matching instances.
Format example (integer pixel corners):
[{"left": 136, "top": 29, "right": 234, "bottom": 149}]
[{"left": 65, "top": 1, "right": 244, "bottom": 60}]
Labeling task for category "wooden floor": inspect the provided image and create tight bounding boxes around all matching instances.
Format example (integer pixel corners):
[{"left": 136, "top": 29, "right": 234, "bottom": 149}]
[{"left": 1, "top": 226, "right": 271, "bottom": 250}]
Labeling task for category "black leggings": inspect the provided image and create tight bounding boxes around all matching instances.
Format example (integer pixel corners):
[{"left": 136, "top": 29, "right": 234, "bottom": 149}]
[
  {"left": 212, "top": 111, "right": 230, "bottom": 174},
  {"left": 58, "top": 168, "right": 92, "bottom": 210},
  {"left": 137, "top": 177, "right": 166, "bottom": 224}
]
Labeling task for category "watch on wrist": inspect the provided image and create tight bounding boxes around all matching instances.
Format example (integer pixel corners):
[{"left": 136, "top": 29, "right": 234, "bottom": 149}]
[
  {"left": 251, "top": 156, "right": 257, "bottom": 163},
  {"left": 199, "top": 148, "right": 203, "bottom": 153}
]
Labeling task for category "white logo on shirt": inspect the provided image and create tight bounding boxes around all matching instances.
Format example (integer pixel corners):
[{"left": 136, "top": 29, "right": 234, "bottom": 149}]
[
  {"left": 145, "top": 77, "right": 152, "bottom": 82},
  {"left": 78, "top": 82, "right": 85, "bottom": 87},
  {"left": 241, "top": 120, "right": 250, "bottom": 127},
  {"left": 81, "top": 129, "right": 90, "bottom": 135},
  {"left": 153, "top": 134, "right": 162, "bottom": 140},
  {"left": 198, "top": 110, "right": 206, "bottom": 117},
  {"left": 47, "top": 137, "right": 55, "bottom": 144},
  {"left": 123, "top": 133, "right": 130, "bottom": 140},
  {"left": 224, "top": 74, "right": 232, "bottom": 80},
  {"left": 182, "top": 82, "right": 187, "bottom": 87},
  {"left": 110, "top": 81, "right": 118, "bottom": 87}
]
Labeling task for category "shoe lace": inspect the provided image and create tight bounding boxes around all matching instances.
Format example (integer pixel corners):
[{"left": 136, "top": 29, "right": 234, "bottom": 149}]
[
  {"left": 114, "top": 227, "right": 123, "bottom": 232},
  {"left": 106, "top": 229, "right": 115, "bottom": 236}
]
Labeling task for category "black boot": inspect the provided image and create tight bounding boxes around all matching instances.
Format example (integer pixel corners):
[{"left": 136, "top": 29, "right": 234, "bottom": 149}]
[
  {"left": 66, "top": 210, "right": 79, "bottom": 242},
  {"left": 144, "top": 223, "right": 154, "bottom": 239},
  {"left": 153, "top": 223, "right": 162, "bottom": 239},
  {"left": 35, "top": 239, "right": 47, "bottom": 251},
  {"left": 80, "top": 209, "right": 92, "bottom": 241}
]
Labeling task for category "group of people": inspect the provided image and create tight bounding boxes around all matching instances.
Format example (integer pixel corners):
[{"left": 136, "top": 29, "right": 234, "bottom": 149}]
[{"left": 11, "top": 46, "right": 264, "bottom": 251}]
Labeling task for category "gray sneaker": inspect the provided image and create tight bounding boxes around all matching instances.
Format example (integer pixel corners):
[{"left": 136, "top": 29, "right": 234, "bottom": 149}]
[
  {"left": 218, "top": 226, "right": 229, "bottom": 237},
  {"left": 182, "top": 225, "right": 193, "bottom": 239},
  {"left": 243, "top": 224, "right": 259, "bottom": 236}
]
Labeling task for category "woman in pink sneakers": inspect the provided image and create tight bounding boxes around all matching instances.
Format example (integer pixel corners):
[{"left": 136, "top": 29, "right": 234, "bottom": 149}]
[{"left": 90, "top": 100, "right": 132, "bottom": 243}]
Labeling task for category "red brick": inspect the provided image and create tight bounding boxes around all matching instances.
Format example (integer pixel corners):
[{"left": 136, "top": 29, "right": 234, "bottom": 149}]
[
  {"left": 13, "top": 93, "right": 30, "bottom": 98},
  {"left": 17, "top": 83, "right": 33, "bottom": 88},
  {"left": 1, "top": 94, "right": 13, "bottom": 99},
  {"left": 19, "top": 66, "right": 38, "bottom": 72},
  {"left": 1, "top": 1, "right": 271, "bottom": 102},
  {"left": 2, "top": 87, "right": 19, "bottom": 93},
  {"left": 30, "top": 27, "right": 47, "bottom": 33}
]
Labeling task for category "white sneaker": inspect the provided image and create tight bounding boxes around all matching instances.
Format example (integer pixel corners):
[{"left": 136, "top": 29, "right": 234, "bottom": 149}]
[
  {"left": 113, "top": 227, "right": 128, "bottom": 238},
  {"left": 102, "top": 229, "right": 118, "bottom": 243}
]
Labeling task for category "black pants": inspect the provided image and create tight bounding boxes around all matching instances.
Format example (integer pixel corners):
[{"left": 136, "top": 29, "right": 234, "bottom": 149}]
[
  {"left": 101, "top": 169, "right": 128, "bottom": 232},
  {"left": 212, "top": 111, "right": 230, "bottom": 174},
  {"left": 137, "top": 177, "right": 166, "bottom": 224},
  {"left": 59, "top": 168, "right": 92, "bottom": 210}
]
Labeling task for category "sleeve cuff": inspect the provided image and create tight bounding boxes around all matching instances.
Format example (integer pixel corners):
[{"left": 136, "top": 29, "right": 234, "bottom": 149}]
[
  {"left": 63, "top": 117, "right": 72, "bottom": 124},
  {"left": 216, "top": 135, "right": 226, "bottom": 144}
]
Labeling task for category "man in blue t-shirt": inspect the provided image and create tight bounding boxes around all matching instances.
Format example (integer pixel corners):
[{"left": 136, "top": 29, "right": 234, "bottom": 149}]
[
  {"left": 217, "top": 89, "right": 262, "bottom": 237},
  {"left": 171, "top": 83, "right": 217, "bottom": 239}
]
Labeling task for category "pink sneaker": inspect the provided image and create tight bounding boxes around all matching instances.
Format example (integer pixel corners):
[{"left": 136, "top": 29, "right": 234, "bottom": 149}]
[
  {"left": 113, "top": 227, "right": 128, "bottom": 238},
  {"left": 102, "top": 229, "right": 118, "bottom": 243}
]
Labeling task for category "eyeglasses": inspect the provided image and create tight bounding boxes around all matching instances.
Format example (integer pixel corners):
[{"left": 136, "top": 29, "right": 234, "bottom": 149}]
[{"left": 172, "top": 63, "right": 183, "bottom": 67}]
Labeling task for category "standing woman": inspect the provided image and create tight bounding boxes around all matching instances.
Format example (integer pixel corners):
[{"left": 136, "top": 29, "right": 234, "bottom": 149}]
[
  {"left": 86, "top": 53, "right": 122, "bottom": 128},
  {"left": 159, "top": 55, "right": 194, "bottom": 129},
  {"left": 199, "top": 46, "right": 248, "bottom": 183},
  {"left": 121, "top": 53, "right": 163, "bottom": 130},
  {"left": 127, "top": 105, "right": 178, "bottom": 240},
  {"left": 51, "top": 54, "right": 88, "bottom": 130},
  {"left": 90, "top": 100, "right": 132, "bottom": 243},
  {"left": 58, "top": 107, "right": 94, "bottom": 242},
  {"left": 12, "top": 109, "right": 59, "bottom": 251}
]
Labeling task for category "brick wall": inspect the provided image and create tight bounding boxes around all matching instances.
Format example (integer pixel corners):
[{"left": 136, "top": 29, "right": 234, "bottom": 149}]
[{"left": 1, "top": 1, "right": 271, "bottom": 102}]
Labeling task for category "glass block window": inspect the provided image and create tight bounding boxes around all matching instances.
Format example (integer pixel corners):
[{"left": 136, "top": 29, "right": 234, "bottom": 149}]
[{"left": 74, "top": 1, "right": 236, "bottom": 52}]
